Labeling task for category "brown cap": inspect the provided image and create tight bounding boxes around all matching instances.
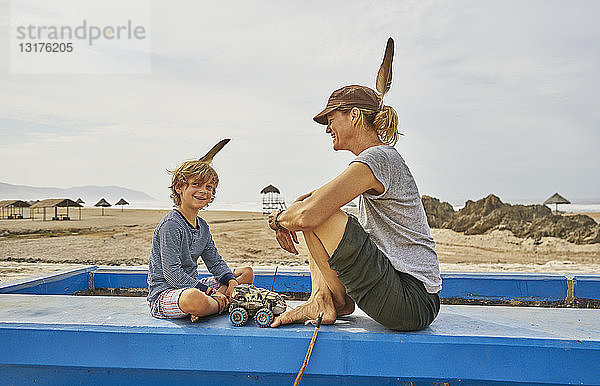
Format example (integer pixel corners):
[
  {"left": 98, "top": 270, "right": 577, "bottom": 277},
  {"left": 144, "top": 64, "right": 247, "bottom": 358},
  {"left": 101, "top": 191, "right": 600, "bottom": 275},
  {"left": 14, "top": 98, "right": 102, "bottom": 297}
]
[{"left": 313, "top": 85, "right": 381, "bottom": 125}]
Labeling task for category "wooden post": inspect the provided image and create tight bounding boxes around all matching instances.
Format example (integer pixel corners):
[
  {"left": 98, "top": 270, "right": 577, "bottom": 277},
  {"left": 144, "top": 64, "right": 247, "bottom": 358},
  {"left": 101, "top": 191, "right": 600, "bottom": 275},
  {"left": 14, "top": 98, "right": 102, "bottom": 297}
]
[{"left": 79, "top": 207, "right": 81, "bottom": 221}]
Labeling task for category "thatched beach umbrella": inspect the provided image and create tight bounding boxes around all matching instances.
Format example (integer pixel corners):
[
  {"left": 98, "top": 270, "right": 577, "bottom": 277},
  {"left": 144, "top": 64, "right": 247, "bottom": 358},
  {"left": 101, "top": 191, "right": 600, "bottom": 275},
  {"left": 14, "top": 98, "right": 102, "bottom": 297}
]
[
  {"left": 544, "top": 193, "right": 570, "bottom": 214},
  {"left": 115, "top": 198, "right": 129, "bottom": 212},
  {"left": 94, "top": 198, "right": 111, "bottom": 216},
  {"left": 260, "top": 184, "right": 280, "bottom": 194},
  {"left": 76, "top": 198, "right": 85, "bottom": 205}
]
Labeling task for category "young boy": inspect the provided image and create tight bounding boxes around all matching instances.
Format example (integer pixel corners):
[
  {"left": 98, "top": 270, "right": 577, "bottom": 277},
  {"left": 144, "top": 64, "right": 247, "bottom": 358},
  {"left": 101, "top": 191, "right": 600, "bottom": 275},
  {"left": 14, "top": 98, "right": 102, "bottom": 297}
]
[{"left": 147, "top": 158, "right": 254, "bottom": 321}]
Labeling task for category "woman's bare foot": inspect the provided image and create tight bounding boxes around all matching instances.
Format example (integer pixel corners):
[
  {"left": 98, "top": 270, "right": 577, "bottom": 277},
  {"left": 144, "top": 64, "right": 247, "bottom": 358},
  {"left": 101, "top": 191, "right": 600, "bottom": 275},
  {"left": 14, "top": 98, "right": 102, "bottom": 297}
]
[
  {"left": 270, "top": 290, "right": 337, "bottom": 327},
  {"left": 335, "top": 294, "right": 355, "bottom": 317}
]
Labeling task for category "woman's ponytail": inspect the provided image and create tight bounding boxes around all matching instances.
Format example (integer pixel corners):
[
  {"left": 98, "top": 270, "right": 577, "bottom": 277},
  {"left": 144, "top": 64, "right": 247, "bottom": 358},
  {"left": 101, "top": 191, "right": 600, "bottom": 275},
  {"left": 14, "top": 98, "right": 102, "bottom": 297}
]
[{"left": 374, "top": 105, "right": 400, "bottom": 146}]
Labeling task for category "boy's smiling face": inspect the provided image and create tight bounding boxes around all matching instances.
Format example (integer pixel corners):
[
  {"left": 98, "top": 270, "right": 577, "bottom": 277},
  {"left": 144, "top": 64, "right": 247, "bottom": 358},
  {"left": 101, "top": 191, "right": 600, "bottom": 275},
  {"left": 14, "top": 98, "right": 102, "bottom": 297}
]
[{"left": 178, "top": 176, "right": 215, "bottom": 211}]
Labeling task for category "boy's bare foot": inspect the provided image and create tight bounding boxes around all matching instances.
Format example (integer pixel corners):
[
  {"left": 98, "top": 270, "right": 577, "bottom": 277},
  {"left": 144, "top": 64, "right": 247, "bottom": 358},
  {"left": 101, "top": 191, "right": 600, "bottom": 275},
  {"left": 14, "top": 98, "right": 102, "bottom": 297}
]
[{"left": 270, "top": 290, "right": 337, "bottom": 327}]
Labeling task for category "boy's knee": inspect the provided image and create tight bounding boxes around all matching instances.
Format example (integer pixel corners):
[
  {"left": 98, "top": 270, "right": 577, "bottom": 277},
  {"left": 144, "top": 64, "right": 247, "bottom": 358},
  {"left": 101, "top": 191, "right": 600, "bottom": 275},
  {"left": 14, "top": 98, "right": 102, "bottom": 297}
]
[
  {"left": 235, "top": 266, "right": 254, "bottom": 284},
  {"left": 179, "top": 288, "right": 209, "bottom": 314}
]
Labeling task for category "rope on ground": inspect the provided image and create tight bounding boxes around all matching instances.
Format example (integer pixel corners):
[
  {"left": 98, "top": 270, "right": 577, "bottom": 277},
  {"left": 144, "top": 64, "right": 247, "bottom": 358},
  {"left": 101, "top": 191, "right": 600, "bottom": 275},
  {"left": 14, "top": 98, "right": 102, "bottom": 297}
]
[{"left": 293, "top": 312, "right": 324, "bottom": 386}]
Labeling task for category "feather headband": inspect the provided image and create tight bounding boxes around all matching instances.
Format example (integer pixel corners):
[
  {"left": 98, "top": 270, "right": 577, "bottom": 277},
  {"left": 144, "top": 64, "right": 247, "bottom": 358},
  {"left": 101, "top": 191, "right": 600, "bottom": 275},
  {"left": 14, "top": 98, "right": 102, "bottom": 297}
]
[{"left": 199, "top": 138, "right": 230, "bottom": 164}]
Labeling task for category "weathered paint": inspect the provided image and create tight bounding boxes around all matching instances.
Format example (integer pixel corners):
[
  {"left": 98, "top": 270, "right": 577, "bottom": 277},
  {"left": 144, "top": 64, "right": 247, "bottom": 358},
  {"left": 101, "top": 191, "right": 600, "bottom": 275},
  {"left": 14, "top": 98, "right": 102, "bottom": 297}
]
[
  {"left": 93, "top": 269, "right": 574, "bottom": 302},
  {"left": 0, "top": 266, "right": 97, "bottom": 295},
  {"left": 439, "top": 273, "right": 567, "bottom": 301},
  {"left": 93, "top": 268, "right": 148, "bottom": 289},
  {"left": 4, "top": 268, "right": 600, "bottom": 305},
  {"left": 0, "top": 294, "right": 599, "bottom": 385},
  {"left": 1, "top": 268, "right": 600, "bottom": 384},
  {"left": 573, "top": 275, "right": 600, "bottom": 301}
]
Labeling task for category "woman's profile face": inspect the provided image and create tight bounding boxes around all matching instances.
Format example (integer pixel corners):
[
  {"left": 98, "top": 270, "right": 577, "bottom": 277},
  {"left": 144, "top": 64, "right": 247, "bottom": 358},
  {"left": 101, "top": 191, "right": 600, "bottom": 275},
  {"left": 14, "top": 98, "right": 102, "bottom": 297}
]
[{"left": 326, "top": 110, "right": 354, "bottom": 151}]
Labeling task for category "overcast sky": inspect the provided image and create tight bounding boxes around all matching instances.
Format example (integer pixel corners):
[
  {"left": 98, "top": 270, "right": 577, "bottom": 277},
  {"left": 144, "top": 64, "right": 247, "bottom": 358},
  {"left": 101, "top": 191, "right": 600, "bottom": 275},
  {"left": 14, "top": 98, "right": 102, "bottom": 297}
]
[{"left": 1, "top": 0, "right": 599, "bottom": 208}]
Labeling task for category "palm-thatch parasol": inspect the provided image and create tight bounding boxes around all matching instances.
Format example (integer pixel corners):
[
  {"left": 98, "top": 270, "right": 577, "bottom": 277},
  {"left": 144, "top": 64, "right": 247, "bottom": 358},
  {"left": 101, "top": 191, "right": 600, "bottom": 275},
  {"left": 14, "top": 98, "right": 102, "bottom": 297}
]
[
  {"left": 115, "top": 198, "right": 129, "bottom": 212},
  {"left": 260, "top": 185, "right": 280, "bottom": 194},
  {"left": 543, "top": 193, "right": 570, "bottom": 215},
  {"left": 76, "top": 198, "right": 85, "bottom": 205},
  {"left": 94, "top": 198, "right": 111, "bottom": 216}
]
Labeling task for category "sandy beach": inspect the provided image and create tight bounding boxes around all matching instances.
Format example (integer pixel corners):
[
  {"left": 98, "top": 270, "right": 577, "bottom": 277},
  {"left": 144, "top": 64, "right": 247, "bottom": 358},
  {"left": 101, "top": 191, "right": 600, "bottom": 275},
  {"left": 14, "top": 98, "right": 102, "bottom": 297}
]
[{"left": 1, "top": 208, "right": 599, "bottom": 283}]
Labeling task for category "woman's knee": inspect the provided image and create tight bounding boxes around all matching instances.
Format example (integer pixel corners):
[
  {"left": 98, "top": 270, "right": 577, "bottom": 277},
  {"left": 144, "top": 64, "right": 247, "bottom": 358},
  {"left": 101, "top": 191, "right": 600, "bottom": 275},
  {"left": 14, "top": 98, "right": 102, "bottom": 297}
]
[{"left": 312, "top": 210, "right": 348, "bottom": 256}]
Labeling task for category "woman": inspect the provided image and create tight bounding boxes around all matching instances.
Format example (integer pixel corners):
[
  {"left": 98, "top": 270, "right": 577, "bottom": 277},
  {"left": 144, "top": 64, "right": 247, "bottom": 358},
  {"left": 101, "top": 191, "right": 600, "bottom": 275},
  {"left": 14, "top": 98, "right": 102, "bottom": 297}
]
[{"left": 268, "top": 85, "right": 442, "bottom": 331}]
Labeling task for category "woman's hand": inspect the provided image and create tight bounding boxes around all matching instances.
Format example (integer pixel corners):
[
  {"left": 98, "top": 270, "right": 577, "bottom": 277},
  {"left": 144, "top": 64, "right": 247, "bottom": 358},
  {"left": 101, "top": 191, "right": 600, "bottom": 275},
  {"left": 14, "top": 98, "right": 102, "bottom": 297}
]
[
  {"left": 268, "top": 210, "right": 282, "bottom": 231},
  {"left": 275, "top": 228, "right": 299, "bottom": 255},
  {"left": 269, "top": 210, "right": 299, "bottom": 254}
]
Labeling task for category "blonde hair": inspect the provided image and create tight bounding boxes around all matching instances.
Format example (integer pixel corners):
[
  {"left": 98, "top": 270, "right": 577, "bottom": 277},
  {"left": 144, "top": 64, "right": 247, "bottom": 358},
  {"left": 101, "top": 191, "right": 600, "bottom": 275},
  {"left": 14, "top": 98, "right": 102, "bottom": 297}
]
[
  {"left": 342, "top": 105, "right": 401, "bottom": 146},
  {"left": 168, "top": 160, "right": 219, "bottom": 206}
]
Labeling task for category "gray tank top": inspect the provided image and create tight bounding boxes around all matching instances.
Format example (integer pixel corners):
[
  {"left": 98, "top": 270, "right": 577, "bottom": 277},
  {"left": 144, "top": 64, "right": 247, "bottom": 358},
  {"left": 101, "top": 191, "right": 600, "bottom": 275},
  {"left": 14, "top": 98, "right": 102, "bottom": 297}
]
[{"left": 351, "top": 145, "right": 442, "bottom": 293}]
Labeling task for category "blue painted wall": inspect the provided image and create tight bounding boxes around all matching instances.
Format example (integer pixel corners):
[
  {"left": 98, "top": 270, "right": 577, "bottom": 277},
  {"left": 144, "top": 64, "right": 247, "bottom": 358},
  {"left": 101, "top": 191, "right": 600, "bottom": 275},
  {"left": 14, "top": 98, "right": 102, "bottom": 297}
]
[
  {"left": 5, "top": 268, "right": 600, "bottom": 303},
  {"left": 93, "top": 270, "right": 148, "bottom": 289},
  {"left": 0, "top": 323, "right": 598, "bottom": 385},
  {"left": 0, "top": 266, "right": 96, "bottom": 295},
  {"left": 439, "top": 273, "right": 567, "bottom": 301},
  {"left": 574, "top": 275, "right": 600, "bottom": 300}
]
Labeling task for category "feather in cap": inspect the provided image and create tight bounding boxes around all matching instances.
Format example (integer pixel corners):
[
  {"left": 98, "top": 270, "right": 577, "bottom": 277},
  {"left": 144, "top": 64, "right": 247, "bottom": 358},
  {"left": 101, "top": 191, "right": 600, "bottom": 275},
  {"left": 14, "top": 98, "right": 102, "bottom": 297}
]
[{"left": 375, "top": 37, "right": 394, "bottom": 108}]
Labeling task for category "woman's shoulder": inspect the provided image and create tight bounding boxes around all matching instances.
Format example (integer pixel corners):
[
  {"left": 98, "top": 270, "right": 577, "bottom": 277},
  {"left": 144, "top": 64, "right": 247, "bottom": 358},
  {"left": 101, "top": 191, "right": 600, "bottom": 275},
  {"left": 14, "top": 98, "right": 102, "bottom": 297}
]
[
  {"left": 358, "top": 144, "right": 396, "bottom": 155},
  {"left": 357, "top": 145, "right": 405, "bottom": 165}
]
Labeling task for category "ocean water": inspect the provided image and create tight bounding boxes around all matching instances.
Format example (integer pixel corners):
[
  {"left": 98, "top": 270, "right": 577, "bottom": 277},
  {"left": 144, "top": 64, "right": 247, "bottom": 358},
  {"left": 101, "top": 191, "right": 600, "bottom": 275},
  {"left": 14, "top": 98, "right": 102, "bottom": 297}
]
[
  {"left": 124, "top": 200, "right": 600, "bottom": 213},
  {"left": 451, "top": 203, "right": 600, "bottom": 213},
  {"left": 126, "top": 201, "right": 264, "bottom": 212},
  {"left": 549, "top": 204, "right": 600, "bottom": 213}
]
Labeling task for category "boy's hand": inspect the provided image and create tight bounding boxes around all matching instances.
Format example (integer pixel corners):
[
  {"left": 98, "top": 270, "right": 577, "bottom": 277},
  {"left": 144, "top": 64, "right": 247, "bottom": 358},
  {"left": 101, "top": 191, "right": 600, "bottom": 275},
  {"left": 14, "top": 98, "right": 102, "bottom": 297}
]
[
  {"left": 210, "top": 292, "right": 229, "bottom": 314},
  {"left": 225, "top": 279, "right": 239, "bottom": 300}
]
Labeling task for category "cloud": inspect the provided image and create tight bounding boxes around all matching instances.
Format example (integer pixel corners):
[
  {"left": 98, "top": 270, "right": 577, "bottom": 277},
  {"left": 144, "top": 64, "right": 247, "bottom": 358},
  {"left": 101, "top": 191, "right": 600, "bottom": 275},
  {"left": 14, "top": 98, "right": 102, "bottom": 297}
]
[{"left": 0, "top": 0, "right": 598, "bottom": 205}]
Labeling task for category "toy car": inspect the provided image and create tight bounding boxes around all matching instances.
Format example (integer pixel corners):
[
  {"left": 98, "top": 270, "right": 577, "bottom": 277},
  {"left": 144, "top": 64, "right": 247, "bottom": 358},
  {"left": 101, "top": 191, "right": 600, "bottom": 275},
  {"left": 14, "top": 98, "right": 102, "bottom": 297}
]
[{"left": 228, "top": 284, "right": 287, "bottom": 327}]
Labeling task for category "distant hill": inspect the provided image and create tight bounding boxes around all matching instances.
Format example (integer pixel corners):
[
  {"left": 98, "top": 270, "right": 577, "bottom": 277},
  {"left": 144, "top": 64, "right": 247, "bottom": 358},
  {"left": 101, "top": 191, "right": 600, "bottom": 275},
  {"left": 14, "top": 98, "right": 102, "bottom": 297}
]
[{"left": 0, "top": 182, "right": 157, "bottom": 206}]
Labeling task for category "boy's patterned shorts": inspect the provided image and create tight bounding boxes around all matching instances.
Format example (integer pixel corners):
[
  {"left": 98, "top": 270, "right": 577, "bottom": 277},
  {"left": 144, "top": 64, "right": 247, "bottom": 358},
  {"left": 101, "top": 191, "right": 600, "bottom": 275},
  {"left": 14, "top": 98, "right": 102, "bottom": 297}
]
[
  {"left": 198, "top": 275, "right": 222, "bottom": 291},
  {"left": 149, "top": 276, "right": 224, "bottom": 319}
]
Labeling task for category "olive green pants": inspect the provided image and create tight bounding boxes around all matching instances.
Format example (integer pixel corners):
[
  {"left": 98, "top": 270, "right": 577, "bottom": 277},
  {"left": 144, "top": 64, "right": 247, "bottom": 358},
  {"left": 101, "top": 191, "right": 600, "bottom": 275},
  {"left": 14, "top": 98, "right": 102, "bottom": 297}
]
[{"left": 328, "top": 214, "right": 440, "bottom": 331}]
